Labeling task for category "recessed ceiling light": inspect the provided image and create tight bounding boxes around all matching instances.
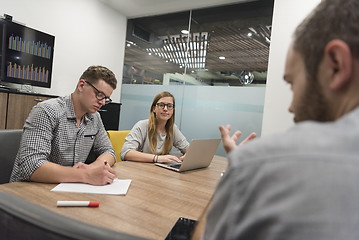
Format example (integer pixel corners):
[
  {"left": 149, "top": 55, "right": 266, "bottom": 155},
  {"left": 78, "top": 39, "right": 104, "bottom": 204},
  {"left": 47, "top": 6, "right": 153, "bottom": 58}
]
[
  {"left": 247, "top": 32, "right": 253, "bottom": 37},
  {"left": 181, "top": 30, "right": 189, "bottom": 34},
  {"left": 219, "top": 56, "right": 225, "bottom": 60}
]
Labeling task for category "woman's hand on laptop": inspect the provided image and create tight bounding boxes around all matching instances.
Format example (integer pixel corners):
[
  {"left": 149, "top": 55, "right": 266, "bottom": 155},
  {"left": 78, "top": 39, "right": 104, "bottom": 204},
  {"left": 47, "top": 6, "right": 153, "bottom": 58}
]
[
  {"left": 219, "top": 124, "right": 256, "bottom": 153},
  {"left": 179, "top": 154, "right": 186, "bottom": 161},
  {"left": 157, "top": 155, "right": 182, "bottom": 163}
]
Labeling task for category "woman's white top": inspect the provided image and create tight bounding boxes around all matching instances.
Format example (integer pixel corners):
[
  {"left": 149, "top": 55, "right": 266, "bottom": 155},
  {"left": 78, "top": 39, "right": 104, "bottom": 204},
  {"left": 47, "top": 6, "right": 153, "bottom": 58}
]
[{"left": 120, "top": 119, "right": 189, "bottom": 160}]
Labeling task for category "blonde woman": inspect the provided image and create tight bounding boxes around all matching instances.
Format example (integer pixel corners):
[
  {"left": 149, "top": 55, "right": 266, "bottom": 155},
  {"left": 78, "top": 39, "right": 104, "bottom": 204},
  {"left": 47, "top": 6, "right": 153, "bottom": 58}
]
[{"left": 121, "top": 91, "right": 189, "bottom": 163}]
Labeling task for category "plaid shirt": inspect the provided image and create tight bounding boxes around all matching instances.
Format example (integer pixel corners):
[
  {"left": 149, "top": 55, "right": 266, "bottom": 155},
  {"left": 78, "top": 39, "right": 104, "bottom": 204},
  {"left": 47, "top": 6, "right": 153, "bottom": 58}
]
[{"left": 10, "top": 95, "right": 115, "bottom": 182}]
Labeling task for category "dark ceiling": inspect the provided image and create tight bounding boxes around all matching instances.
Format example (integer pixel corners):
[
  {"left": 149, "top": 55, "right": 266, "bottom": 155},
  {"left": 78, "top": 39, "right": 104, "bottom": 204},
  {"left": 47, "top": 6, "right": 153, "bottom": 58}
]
[{"left": 123, "top": 0, "right": 274, "bottom": 85}]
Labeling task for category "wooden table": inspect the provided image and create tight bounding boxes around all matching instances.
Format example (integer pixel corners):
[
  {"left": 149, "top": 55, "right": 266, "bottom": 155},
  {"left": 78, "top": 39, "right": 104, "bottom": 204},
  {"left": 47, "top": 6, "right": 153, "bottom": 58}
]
[{"left": 0, "top": 156, "right": 227, "bottom": 240}]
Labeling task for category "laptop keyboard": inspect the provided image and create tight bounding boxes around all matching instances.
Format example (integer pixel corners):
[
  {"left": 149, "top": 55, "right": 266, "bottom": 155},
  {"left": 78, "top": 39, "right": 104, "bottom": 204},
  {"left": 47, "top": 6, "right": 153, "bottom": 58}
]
[
  {"left": 169, "top": 164, "right": 181, "bottom": 169},
  {"left": 165, "top": 161, "right": 181, "bottom": 169}
]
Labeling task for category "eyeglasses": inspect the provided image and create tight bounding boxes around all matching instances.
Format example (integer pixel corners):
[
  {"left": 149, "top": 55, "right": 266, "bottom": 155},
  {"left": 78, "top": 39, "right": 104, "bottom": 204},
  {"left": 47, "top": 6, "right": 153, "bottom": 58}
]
[
  {"left": 156, "top": 102, "right": 175, "bottom": 110},
  {"left": 85, "top": 81, "right": 112, "bottom": 104}
]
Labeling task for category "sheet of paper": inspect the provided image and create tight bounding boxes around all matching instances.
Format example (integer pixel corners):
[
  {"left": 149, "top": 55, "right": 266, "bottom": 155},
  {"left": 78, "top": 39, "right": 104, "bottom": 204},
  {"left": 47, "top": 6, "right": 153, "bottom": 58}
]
[{"left": 51, "top": 179, "right": 132, "bottom": 195}]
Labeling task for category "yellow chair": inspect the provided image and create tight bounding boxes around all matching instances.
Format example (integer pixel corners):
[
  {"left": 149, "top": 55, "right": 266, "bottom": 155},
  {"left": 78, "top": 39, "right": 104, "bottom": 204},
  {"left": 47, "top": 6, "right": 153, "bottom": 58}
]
[{"left": 107, "top": 130, "right": 130, "bottom": 162}]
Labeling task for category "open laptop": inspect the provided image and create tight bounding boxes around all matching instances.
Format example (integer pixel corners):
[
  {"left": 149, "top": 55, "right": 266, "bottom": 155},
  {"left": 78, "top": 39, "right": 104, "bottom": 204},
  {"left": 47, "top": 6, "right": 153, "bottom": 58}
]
[{"left": 155, "top": 138, "right": 221, "bottom": 172}]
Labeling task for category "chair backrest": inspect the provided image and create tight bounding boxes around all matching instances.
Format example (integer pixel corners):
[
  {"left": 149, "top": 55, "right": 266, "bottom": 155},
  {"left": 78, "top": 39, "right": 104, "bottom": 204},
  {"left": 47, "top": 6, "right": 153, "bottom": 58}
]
[
  {"left": 0, "top": 129, "right": 23, "bottom": 184},
  {"left": 107, "top": 130, "right": 130, "bottom": 162},
  {"left": 0, "top": 192, "right": 147, "bottom": 240}
]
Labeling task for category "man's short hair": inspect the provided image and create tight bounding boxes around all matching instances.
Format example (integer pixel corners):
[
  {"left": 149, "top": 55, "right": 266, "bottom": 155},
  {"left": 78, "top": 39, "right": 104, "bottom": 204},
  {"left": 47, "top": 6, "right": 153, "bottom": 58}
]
[
  {"left": 293, "top": 0, "right": 359, "bottom": 82},
  {"left": 80, "top": 65, "right": 117, "bottom": 89}
]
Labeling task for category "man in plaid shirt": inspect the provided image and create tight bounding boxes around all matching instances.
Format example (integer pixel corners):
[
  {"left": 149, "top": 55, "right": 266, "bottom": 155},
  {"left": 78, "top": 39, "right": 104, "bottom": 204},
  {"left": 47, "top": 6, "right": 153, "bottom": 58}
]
[{"left": 10, "top": 65, "right": 117, "bottom": 186}]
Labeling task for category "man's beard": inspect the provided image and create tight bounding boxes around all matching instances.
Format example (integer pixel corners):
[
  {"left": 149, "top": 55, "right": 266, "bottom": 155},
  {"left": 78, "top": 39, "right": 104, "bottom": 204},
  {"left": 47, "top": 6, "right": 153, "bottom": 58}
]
[{"left": 294, "top": 79, "right": 332, "bottom": 123}]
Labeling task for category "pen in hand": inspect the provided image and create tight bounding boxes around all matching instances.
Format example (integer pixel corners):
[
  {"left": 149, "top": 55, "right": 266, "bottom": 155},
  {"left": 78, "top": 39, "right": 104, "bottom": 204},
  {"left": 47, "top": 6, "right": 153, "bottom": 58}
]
[{"left": 104, "top": 160, "right": 117, "bottom": 183}]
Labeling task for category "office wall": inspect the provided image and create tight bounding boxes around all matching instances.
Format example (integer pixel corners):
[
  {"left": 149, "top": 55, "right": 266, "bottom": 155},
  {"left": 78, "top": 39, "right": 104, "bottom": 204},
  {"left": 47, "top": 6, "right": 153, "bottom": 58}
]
[
  {"left": 1, "top": 0, "right": 324, "bottom": 131},
  {"left": 262, "top": 0, "right": 321, "bottom": 136},
  {"left": 0, "top": 0, "right": 126, "bottom": 102}
]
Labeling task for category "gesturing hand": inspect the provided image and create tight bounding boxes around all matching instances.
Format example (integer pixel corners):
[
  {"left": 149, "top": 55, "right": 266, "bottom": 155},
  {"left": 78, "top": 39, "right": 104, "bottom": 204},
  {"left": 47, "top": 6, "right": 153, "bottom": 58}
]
[{"left": 219, "top": 124, "right": 257, "bottom": 154}]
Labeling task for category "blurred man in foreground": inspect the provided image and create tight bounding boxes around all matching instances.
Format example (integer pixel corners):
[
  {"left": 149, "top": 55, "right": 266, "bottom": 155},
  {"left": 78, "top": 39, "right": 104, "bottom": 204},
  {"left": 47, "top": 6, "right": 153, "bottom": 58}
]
[{"left": 194, "top": 0, "right": 359, "bottom": 239}]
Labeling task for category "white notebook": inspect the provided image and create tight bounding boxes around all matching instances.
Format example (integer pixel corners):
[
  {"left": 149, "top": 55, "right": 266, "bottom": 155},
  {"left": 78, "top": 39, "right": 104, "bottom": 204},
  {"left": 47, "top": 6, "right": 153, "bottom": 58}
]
[{"left": 51, "top": 178, "right": 132, "bottom": 195}]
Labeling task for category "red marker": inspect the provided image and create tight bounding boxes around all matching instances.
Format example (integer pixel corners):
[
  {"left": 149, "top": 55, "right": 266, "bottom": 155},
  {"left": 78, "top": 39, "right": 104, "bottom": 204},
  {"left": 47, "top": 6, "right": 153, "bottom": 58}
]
[{"left": 57, "top": 201, "right": 100, "bottom": 207}]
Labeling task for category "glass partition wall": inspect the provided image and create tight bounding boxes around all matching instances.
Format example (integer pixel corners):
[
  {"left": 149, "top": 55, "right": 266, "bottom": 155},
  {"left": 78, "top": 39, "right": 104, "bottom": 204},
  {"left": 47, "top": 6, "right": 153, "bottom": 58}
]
[{"left": 120, "top": 0, "right": 274, "bottom": 156}]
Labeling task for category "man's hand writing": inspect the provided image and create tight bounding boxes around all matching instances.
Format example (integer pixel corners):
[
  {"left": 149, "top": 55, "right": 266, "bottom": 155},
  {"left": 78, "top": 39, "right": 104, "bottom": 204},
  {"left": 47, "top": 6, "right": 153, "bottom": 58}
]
[
  {"left": 73, "top": 162, "right": 92, "bottom": 169},
  {"left": 84, "top": 165, "right": 117, "bottom": 185}
]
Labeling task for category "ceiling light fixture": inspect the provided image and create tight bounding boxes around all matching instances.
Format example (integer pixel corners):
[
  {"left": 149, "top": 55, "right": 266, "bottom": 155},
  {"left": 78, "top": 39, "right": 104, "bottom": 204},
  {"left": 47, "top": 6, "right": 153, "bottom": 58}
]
[
  {"left": 147, "top": 32, "right": 208, "bottom": 70},
  {"left": 219, "top": 56, "right": 226, "bottom": 60},
  {"left": 181, "top": 29, "right": 189, "bottom": 34}
]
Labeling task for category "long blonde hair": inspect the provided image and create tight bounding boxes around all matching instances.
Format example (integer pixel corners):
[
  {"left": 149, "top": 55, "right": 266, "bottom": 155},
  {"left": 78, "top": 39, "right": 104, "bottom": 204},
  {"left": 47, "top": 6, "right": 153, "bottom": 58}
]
[{"left": 148, "top": 91, "right": 175, "bottom": 154}]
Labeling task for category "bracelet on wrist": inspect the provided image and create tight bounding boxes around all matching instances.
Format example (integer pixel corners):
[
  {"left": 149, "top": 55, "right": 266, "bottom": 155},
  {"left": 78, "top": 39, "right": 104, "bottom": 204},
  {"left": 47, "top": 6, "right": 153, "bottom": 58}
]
[
  {"left": 152, "top": 154, "right": 157, "bottom": 163},
  {"left": 155, "top": 155, "right": 159, "bottom": 163}
]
